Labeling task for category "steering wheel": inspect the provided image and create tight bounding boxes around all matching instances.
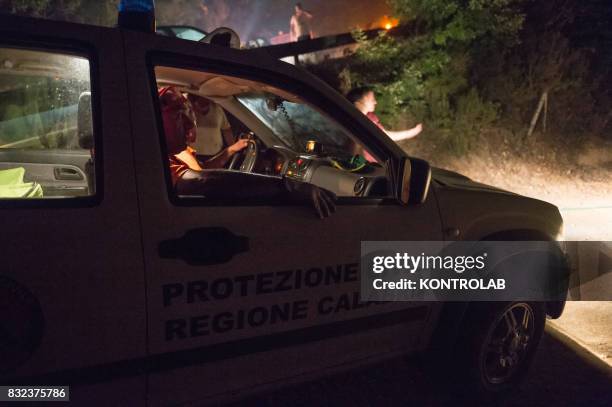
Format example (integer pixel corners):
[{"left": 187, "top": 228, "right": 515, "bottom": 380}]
[{"left": 228, "top": 136, "right": 259, "bottom": 172}]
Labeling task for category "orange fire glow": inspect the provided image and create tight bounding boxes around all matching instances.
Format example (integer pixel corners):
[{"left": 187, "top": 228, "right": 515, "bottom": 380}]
[{"left": 380, "top": 15, "right": 399, "bottom": 30}]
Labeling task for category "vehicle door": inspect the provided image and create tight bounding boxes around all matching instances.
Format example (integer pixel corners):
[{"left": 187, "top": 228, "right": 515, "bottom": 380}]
[
  {"left": 123, "top": 31, "right": 444, "bottom": 405},
  {"left": 0, "top": 16, "right": 146, "bottom": 405}
]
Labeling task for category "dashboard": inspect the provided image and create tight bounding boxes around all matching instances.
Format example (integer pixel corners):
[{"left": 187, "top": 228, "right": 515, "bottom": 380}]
[{"left": 251, "top": 143, "right": 389, "bottom": 197}]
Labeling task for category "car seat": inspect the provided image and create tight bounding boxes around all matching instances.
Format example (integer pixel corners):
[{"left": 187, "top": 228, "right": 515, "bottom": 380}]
[{"left": 77, "top": 91, "right": 95, "bottom": 194}]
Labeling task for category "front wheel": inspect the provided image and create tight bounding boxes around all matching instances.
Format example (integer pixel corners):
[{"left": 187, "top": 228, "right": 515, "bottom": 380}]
[{"left": 460, "top": 301, "right": 546, "bottom": 394}]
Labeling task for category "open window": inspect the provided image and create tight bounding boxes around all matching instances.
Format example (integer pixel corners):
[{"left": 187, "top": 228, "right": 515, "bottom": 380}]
[
  {"left": 154, "top": 65, "right": 390, "bottom": 201},
  {"left": 0, "top": 47, "right": 96, "bottom": 199}
]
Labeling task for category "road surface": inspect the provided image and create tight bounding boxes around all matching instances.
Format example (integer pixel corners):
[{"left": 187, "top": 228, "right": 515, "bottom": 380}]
[{"left": 232, "top": 325, "right": 611, "bottom": 406}]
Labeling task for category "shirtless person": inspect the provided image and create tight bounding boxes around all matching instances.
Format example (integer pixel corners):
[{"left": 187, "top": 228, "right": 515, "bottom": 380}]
[{"left": 290, "top": 2, "right": 313, "bottom": 42}]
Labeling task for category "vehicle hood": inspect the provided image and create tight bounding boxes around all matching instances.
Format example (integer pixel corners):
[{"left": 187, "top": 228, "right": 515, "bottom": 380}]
[{"left": 431, "top": 167, "right": 517, "bottom": 195}]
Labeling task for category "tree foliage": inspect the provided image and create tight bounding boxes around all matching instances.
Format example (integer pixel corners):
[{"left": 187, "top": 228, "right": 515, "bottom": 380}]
[
  {"left": 344, "top": 0, "right": 610, "bottom": 152},
  {"left": 1, "top": 0, "right": 119, "bottom": 25},
  {"left": 345, "top": 0, "right": 527, "bottom": 152},
  {"left": 473, "top": 0, "right": 610, "bottom": 137}
]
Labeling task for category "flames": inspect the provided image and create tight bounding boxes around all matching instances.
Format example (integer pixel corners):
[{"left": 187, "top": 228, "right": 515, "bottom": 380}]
[{"left": 380, "top": 16, "right": 399, "bottom": 30}]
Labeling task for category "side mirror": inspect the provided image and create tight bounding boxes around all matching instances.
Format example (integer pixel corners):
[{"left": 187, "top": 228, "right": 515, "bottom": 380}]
[{"left": 399, "top": 157, "right": 431, "bottom": 205}]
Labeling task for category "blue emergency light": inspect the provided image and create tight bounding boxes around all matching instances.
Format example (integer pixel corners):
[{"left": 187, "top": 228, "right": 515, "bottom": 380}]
[
  {"left": 118, "top": 0, "right": 156, "bottom": 32},
  {"left": 118, "top": 0, "right": 155, "bottom": 12}
]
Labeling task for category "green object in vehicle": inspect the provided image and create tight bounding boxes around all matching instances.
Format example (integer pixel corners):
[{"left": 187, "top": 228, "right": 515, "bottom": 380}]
[
  {"left": 330, "top": 155, "right": 367, "bottom": 172},
  {"left": 0, "top": 167, "right": 43, "bottom": 198},
  {"left": 349, "top": 154, "right": 367, "bottom": 167}
]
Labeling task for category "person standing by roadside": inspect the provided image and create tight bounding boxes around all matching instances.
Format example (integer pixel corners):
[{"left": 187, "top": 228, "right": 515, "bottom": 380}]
[
  {"left": 347, "top": 86, "right": 423, "bottom": 141},
  {"left": 290, "top": 2, "right": 313, "bottom": 42},
  {"left": 347, "top": 86, "right": 423, "bottom": 162}
]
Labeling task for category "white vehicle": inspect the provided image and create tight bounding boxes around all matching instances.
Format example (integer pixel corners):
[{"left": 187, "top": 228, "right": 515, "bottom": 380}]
[{"left": 0, "top": 10, "right": 567, "bottom": 406}]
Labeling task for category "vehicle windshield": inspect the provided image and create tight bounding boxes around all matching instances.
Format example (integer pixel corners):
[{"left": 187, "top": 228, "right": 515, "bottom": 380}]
[{"left": 237, "top": 92, "right": 354, "bottom": 156}]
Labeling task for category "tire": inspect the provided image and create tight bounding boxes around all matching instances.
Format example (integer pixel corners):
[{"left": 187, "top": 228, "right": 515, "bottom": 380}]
[
  {"left": 420, "top": 301, "right": 546, "bottom": 403},
  {"left": 458, "top": 301, "right": 546, "bottom": 395}
]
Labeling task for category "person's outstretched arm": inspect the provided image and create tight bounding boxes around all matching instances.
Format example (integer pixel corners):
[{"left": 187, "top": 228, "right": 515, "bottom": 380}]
[
  {"left": 385, "top": 123, "right": 423, "bottom": 141},
  {"left": 176, "top": 170, "right": 336, "bottom": 219}
]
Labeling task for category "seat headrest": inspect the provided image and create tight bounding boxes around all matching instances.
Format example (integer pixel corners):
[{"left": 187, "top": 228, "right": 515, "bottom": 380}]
[{"left": 78, "top": 92, "right": 93, "bottom": 149}]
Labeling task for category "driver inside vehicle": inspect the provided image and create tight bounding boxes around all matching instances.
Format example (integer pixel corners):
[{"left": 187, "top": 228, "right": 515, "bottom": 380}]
[
  {"left": 158, "top": 86, "right": 336, "bottom": 218},
  {"left": 162, "top": 90, "right": 248, "bottom": 172},
  {"left": 186, "top": 93, "right": 249, "bottom": 165},
  {"left": 160, "top": 87, "right": 251, "bottom": 182}
]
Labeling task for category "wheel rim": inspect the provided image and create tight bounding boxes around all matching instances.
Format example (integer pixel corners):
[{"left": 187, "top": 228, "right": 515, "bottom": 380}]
[{"left": 482, "top": 303, "right": 535, "bottom": 384}]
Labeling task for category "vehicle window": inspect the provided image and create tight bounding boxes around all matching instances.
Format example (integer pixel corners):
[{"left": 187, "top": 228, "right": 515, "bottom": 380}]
[
  {"left": 154, "top": 66, "right": 389, "bottom": 200},
  {"left": 170, "top": 27, "right": 207, "bottom": 42},
  {"left": 0, "top": 47, "right": 95, "bottom": 199}
]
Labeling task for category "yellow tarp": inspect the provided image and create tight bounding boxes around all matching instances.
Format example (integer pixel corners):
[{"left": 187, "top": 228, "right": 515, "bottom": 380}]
[{"left": 0, "top": 167, "right": 44, "bottom": 198}]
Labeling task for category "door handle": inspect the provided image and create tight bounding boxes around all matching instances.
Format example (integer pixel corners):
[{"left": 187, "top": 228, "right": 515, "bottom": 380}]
[
  {"left": 54, "top": 167, "right": 84, "bottom": 181},
  {"left": 158, "top": 227, "right": 249, "bottom": 266}
]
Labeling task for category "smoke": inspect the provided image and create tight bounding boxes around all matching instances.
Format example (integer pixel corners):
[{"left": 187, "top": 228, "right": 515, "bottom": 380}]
[{"left": 159, "top": 0, "right": 390, "bottom": 43}]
